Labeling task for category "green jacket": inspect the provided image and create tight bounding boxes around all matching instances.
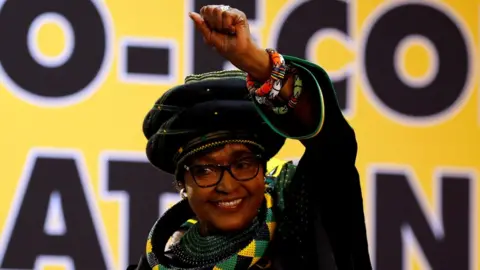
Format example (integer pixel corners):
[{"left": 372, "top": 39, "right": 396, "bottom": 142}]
[{"left": 253, "top": 55, "right": 371, "bottom": 269}]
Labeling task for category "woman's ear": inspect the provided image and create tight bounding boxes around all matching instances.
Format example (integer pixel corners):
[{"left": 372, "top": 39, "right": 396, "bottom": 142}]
[
  {"left": 175, "top": 180, "right": 188, "bottom": 200},
  {"left": 175, "top": 180, "right": 184, "bottom": 192}
]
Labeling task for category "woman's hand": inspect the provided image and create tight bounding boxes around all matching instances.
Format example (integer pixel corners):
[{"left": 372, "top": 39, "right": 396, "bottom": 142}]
[
  {"left": 190, "top": 5, "right": 316, "bottom": 132},
  {"left": 189, "top": 5, "right": 272, "bottom": 81}
]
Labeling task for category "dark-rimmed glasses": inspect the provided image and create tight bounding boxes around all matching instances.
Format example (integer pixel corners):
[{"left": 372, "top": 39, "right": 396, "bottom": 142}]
[{"left": 183, "top": 155, "right": 263, "bottom": 188}]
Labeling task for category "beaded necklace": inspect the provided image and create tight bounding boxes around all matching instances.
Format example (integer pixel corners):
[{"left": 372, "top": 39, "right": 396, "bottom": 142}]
[{"left": 146, "top": 192, "right": 276, "bottom": 270}]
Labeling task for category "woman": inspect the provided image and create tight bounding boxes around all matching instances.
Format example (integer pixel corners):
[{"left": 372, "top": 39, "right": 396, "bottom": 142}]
[{"left": 129, "top": 5, "right": 371, "bottom": 270}]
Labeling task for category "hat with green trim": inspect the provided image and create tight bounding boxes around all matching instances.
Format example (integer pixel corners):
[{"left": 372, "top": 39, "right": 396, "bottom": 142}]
[{"left": 143, "top": 70, "right": 286, "bottom": 175}]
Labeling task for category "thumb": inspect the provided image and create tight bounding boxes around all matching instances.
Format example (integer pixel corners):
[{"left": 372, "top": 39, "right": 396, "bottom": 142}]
[
  {"left": 189, "top": 12, "right": 212, "bottom": 41},
  {"left": 189, "top": 12, "right": 225, "bottom": 48}
]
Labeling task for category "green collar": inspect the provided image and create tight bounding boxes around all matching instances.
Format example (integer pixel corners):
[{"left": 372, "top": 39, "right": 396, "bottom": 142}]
[{"left": 146, "top": 192, "right": 276, "bottom": 270}]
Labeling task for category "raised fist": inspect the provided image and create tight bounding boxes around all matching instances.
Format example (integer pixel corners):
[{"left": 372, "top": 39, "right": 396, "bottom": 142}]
[
  {"left": 189, "top": 6, "right": 253, "bottom": 59},
  {"left": 189, "top": 5, "right": 271, "bottom": 81}
]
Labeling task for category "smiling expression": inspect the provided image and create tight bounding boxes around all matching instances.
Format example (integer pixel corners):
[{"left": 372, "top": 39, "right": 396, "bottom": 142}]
[{"left": 182, "top": 143, "right": 266, "bottom": 234}]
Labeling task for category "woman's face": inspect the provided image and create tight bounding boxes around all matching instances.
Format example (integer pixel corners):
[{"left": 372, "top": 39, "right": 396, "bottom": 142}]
[{"left": 183, "top": 143, "right": 265, "bottom": 233}]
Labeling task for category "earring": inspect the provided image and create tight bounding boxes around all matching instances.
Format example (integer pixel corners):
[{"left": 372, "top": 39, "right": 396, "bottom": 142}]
[{"left": 180, "top": 188, "right": 187, "bottom": 200}]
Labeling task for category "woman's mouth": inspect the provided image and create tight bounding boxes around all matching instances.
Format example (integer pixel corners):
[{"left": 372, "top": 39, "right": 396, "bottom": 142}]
[{"left": 216, "top": 198, "right": 243, "bottom": 209}]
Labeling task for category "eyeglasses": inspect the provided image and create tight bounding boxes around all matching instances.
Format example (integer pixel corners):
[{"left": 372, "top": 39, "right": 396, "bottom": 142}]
[{"left": 183, "top": 155, "right": 263, "bottom": 188}]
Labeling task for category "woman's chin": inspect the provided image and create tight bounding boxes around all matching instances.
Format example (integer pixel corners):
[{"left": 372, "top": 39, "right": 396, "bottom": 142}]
[{"left": 211, "top": 217, "right": 253, "bottom": 233}]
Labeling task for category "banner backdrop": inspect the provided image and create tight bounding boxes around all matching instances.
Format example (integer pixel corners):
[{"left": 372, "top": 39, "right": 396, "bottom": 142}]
[{"left": 0, "top": 0, "right": 478, "bottom": 269}]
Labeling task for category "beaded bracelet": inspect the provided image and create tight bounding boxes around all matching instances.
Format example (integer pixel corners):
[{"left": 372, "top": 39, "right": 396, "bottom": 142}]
[
  {"left": 246, "top": 48, "right": 288, "bottom": 99},
  {"left": 272, "top": 70, "right": 303, "bottom": 115},
  {"left": 246, "top": 49, "right": 304, "bottom": 115}
]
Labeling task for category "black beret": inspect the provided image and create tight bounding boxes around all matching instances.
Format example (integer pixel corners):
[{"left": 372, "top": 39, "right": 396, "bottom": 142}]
[{"left": 143, "top": 70, "right": 286, "bottom": 175}]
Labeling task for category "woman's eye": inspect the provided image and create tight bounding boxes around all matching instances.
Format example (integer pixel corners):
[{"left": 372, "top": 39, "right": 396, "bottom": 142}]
[
  {"left": 193, "top": 166, "right": 215, "bottom": 176},
  {"left": 235, "top": 160, "right": 254, "bottom": 169}
]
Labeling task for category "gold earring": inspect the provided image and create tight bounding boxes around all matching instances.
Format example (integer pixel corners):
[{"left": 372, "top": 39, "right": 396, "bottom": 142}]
[{"left": 180, "top": 188, "right": 187, "bottom": 199}]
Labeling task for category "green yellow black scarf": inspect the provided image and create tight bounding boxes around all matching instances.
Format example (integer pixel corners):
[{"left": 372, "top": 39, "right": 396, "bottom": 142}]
[{"left": 146, "top": 192, "right": 276, "bottom": 270}]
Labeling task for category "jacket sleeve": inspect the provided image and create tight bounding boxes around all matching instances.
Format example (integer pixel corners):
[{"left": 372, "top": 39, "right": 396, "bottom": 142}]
[
  {"left": 256, "top": 56, "right": 372, "bottom": 269},
  {"left": 252, "top": 55, "right": 327, "bottom": 141},
  {"left": 254, "top": 55, "right": 358, "bottom": 184}
]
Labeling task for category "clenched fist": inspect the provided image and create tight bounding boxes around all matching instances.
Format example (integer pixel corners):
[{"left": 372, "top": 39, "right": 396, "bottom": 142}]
[{"left": 189, "top": 5, "right": 271, "bottom": 81}]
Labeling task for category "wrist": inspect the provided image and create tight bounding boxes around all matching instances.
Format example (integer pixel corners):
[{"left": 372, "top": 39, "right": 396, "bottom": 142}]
[{"left": 234, "top": 45, "right": 271, "bottom": 82}]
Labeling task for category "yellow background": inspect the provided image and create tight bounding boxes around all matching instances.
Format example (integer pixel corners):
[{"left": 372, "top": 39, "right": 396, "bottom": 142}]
[{"left": 0, "top": 1, "right": 478, "bottom": 269}]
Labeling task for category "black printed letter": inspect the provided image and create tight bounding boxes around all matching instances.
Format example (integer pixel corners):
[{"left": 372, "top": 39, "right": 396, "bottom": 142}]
[
  {"left": 363, "top": 3, "right": 470, "bottom": 117},
  {"left": 106, "top": 158, "right": 176, "bottom": 266},
  {"left": 1, "top": 156, "right": 107, "bottom": 269},
  {"left": 0, "top": 0, "right": 107, "bottom": 99},
  {"left": 274, "top": 0, "right": 352, "bottom": 112},
  {"left": 374, "top": 170, "right": 471, "bottom": 270}
]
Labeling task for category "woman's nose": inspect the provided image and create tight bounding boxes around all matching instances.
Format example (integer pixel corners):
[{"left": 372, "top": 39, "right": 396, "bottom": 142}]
[{"left": 215, "top": 169, "right": 239, "bottom": 193}]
